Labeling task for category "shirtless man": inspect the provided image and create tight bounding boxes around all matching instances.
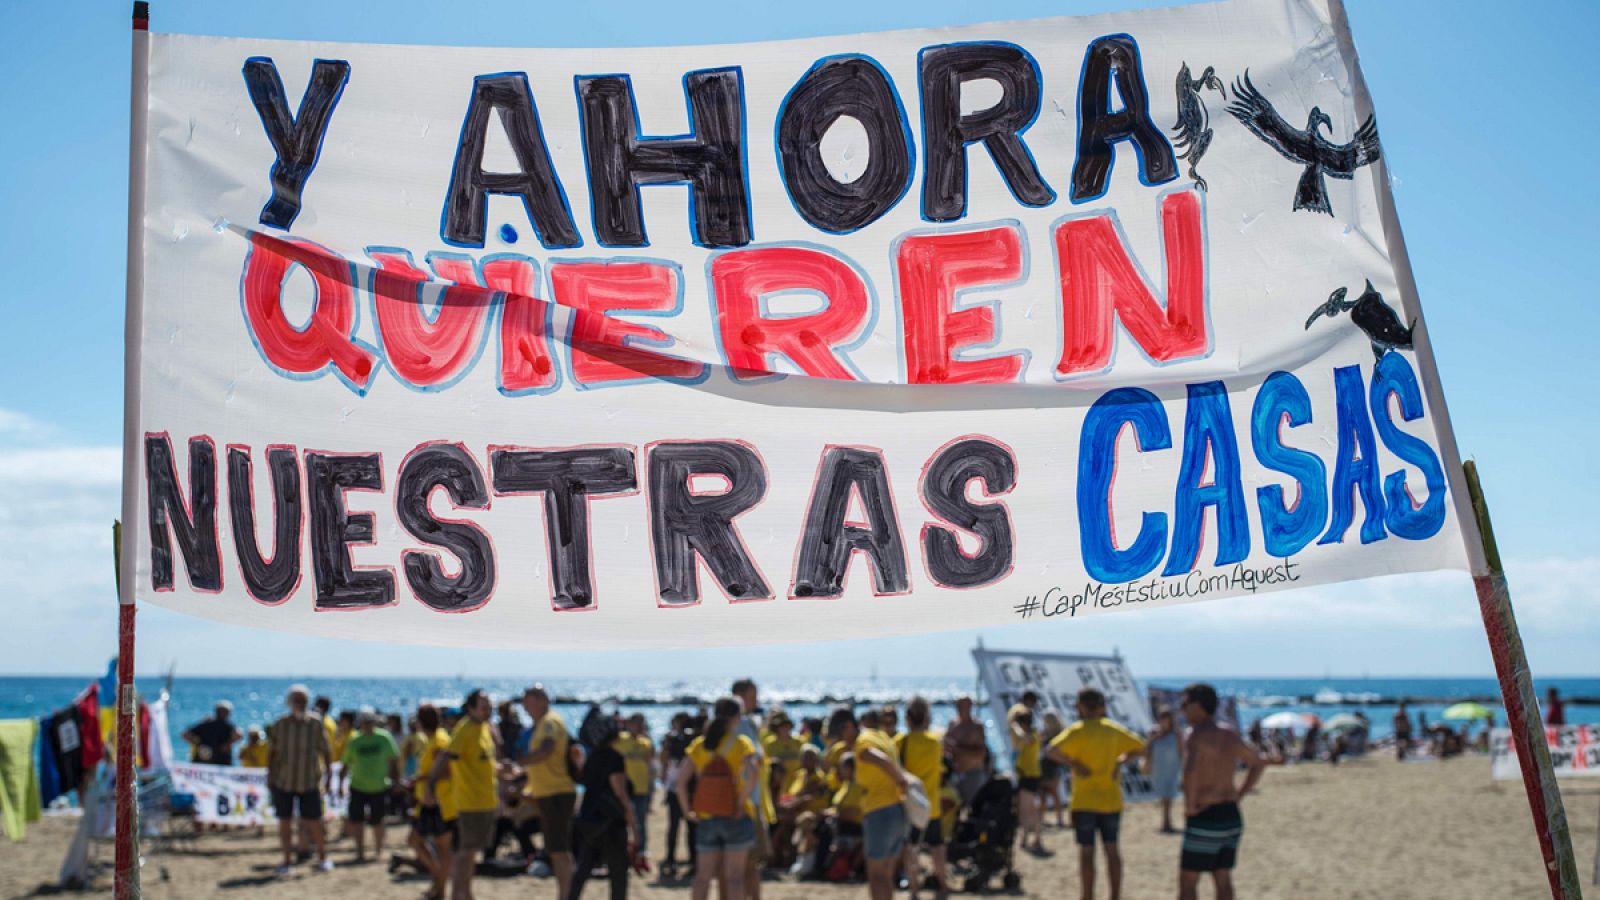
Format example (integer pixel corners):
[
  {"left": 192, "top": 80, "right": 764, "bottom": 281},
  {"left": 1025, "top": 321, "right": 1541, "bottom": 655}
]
[
  {"left": 1177, "top": 683, "right": 1264, "bottom": 900},
  {"left": 943, "top": 697, "right": 989, "bottom": 807}
]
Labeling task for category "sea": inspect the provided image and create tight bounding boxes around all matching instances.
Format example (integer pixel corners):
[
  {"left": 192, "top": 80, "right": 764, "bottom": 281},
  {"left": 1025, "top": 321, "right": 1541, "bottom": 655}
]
[{"left": 4, "top": 674, "right": 1596, "bottom": 764}]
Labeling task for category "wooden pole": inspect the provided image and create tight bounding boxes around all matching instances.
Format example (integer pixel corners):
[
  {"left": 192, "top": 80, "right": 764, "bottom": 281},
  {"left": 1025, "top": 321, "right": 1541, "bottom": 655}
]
[{"left": 1464, "top": 461, "right": 1581, "bottom": 898}]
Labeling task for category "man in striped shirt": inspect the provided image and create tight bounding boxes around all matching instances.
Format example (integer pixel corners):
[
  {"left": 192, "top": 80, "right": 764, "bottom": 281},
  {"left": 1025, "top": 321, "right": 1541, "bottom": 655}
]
[{"left": 268, "top": 684, "right": 333, "bottom": 876}]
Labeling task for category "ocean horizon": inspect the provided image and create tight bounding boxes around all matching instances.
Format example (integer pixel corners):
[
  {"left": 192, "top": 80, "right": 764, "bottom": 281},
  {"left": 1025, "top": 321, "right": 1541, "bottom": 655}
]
[{"left": 5, "top": 674, "right": 1596, "bottom": 764}]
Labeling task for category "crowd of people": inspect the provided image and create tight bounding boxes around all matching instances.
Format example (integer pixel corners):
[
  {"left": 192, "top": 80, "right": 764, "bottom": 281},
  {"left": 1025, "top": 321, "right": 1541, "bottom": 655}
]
[{"left": 179, "top": 680, "right": 1266, "bottom": 900}]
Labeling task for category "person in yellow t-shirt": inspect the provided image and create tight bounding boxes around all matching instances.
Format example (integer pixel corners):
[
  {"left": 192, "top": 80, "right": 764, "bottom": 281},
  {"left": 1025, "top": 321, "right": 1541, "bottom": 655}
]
[
  {"left": 1011, "top": 708, "right": 1044, "bottom": 853},
  {"left": 897, "top": 696, "right": 949, "bottom": 897},
  {"left": 406, "top": 704, "right": 453, "bottom": 900},
  {"left": 521, "top": 685, "right": 577, "bottom": 900},
  {"left": 771, "top": 741, "right": 824, "bottom": 869},
  {"left": 823, "top": 738, "right": 850, "bottom": 791},
  {"left": 330, "top": 710, "right": 355, "bottom": 768},
  {"left": 827, "top": 706, "right": 910, "bottom": 900},
  {"left": 761, "top": 712, "right": 803, "bottom": 822},
  {"left": 1045, "top": 688, "right": 1147, "bottom": 900},
  {"left": 615, "top": 713, "right": 656, "bottom": 857},
  {"left": 429, "top": 690, "right": 496, "bottom": 900},
  {"left": 674, "top": 697, "right": 759, "bottom": 900},
  {"left": 239, "top": 727, "right": 269, "bottom": 768}
]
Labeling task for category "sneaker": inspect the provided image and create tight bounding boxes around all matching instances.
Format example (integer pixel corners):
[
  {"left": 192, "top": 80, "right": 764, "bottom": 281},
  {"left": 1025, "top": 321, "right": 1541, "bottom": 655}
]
[
  {"left": 273, "top": 865, "right": 292, "bottom": 877},
  {"left": 527, "top": 860, "right": 552, "bottom": 878},
  {"left": 317, "top": 858, "right": 335, "bottom": 873}
]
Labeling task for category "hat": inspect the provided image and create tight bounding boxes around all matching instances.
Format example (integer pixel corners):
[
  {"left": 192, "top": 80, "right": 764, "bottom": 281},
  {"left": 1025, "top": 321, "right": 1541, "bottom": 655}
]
[
  {"left": 215, "top": 700, "right": 234, "bottom": 712},
  {"left": 769, "top": 710, "right": 793, "bottom": 728}
]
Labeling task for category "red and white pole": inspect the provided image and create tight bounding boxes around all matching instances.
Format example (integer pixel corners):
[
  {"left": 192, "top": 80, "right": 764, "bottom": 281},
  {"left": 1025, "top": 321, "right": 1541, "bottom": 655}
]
[
  {"left": 1464, "top": 462, "right": 1580, "bottom": 898},
  {"left": 115, "top": 2, "right": 151, "bottom": 898}
]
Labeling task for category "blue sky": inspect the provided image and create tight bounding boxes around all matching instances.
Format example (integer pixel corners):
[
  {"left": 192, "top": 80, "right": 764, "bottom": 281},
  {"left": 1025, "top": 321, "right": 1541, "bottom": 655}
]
[{"left": 0, "top": 0, "right": 1596, "bottom": 678}]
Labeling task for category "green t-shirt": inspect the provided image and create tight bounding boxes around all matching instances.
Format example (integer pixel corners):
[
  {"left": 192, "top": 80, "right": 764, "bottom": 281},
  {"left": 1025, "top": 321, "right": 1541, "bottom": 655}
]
[{"left": 343, "top": 728, "right": 400, "bottom": 794}]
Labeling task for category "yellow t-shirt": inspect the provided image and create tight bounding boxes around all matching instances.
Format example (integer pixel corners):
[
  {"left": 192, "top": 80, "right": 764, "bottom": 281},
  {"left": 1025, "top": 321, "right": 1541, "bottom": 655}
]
[
  {"left": 1050, "top": 717, "right": 1146, "bottom": 813},
  {"left": 448, "top": 719, "right": 498, "bottom": 813},
  {"left": 852, "top": 728, "right": 903, "bottom": 815},
  {"left": 1015, "top": 731, "right": 1042, "bottom": 778},
  {"left": 685, "top": 732, "right": 758, "bottom": 818},
  {"left": 937, "top": 783, "right": 960, "bottom": 835},
  {"left": 526, "top": 711, "right": 576, "bottom": 798},
  {"left": 763, "top": 735, "right": 804, "bottom": 780},
  {"left": 239, "top": 742, "right": 270, "bottom": 769},
  {"left": 783, "top": 768, "right": 829, "bottom": 814},
  {"left": 416, "top": 728, "right": 456, "bottom": 821},
  {"left": 895, "top": 729, "right": 943, "bottom": 817},
  {"left": 824, "top": 739, "right": 849, "bottom": 790},
  {"left": 831, "top": 780, "right": 864, "bottom": 821},
  {"left": 614, "top": 732, "right": 654, "bottom": 796},
  {"left": 761, "top": 734, "right": 802, "bottom": 821},
  {"left": 331, "top": 726, "right": 352, "bottom": 764}
]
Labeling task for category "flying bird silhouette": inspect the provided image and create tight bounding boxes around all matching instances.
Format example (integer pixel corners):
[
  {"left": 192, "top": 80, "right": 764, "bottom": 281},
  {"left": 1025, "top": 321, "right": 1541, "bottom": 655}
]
[
  {"left": 1226, "top": 71, "right": 1382, "bottom": 215},
  {"left": 1305, "top": 280, "right": 1415, "bottom": 361},
  {"left": 1173, "top": 63, "right": 1225, "bottom": 190}
]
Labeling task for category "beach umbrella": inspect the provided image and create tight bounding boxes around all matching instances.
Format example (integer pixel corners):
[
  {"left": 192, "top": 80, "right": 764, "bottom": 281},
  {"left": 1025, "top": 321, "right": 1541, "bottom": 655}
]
[
  {"left": 1442, "top": 702, "right": 1494, "bottom": 721},
  {"left": 1322, "top": 713, "right": 1365, "bottom": 732},
  {"left": 1258, "top": 711, "right": 1318, "bottom": 730}
]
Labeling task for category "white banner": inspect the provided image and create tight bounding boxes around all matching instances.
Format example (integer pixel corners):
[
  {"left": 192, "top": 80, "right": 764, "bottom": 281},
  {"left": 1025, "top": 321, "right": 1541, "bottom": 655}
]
[
  {"left": 127, "top": 0, "right": 1471, "bottom": 648},
  {"left": 1490, "top": 727, "right": 1600, "bottom": 781},
  {"left": 168, "top": 763, "right": 348, "bottom": 825},
  {"left": 973, "top": 647, "right": 1151, "bottom": 734},
  {"left": 973, "top": 646, "right": 1155, "bottom": 801}
]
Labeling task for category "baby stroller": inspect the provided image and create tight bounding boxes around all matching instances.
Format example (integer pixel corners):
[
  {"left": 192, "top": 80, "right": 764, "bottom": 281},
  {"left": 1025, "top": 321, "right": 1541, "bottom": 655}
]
[{"left": 945, "top": 774, "right": 1021, "bottom": 893}]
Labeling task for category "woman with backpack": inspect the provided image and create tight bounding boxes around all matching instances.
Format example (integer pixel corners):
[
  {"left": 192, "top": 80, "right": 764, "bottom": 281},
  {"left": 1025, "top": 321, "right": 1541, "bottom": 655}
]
[{"left": 673, "top": 697, "right": 760, "bottom": 900}]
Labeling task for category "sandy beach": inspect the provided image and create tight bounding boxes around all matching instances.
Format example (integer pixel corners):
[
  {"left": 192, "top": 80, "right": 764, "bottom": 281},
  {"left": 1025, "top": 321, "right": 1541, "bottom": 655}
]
[{"left": 2, "top": 754, "right": 1594, "bottom": 899}]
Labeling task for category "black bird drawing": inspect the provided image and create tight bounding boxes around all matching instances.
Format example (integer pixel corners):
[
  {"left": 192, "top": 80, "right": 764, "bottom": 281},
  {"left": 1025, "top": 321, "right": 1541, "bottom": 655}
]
[
  {"left": 1305, "top": 280, "right": 1415, "bottom": 361},
  {"left": 1173, "top": 63, "right": 1225, "bottom": 190},
  {"left": 1226, "top": 71, "right": 1382, "bottom": 215}
]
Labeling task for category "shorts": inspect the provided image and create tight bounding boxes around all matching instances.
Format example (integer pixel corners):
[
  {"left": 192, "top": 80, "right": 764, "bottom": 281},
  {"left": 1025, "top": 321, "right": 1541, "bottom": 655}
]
[
  {"left": 952, "top": 769, "right": 986, "bottom": 807},
  {"left": 909, "top": 818, "right": 945, "bottom": 848},
  {"left": 1071, "top": 810, "right": 1122, "bottom": 846},
  {"left": 270, "top": 788, "right": 322, "bottom": 821},
  {"left": 1016, "top": 775, "right": 1042, "bottom": 794},
  {"left": 347, "top": 789, "right": 386, "bottom": 826},
  {"left": 413, "top": 806, "right": 457, "bottom": 841},
  {"left": 696, "top": 815, "right": 756, "bottom": 852},
  {"left": 456, "top": 810, "right": 496, "bottom": 852},
  {"left": 1040, "top": 758, "right": 1061, "bottom": 781},
  {"left": 537, "top": 793, "right": 576, "bottom": 853},
  {"left": 1181, "top": 803, "right": 1243, "bottom": 872},
  {"left": 863, "top": 804, "right": 908, "bottom": 861}
]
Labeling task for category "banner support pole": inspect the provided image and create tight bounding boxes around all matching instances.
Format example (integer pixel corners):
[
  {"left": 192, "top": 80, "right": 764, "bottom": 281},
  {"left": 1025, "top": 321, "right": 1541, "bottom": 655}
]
[
  {"left": 116, "top": 2, "right": 151, "bottom": 899},
  {"left": 112, "top": 522, "right": 139, "bottom": 900},
  {"left": 1464, "top": 460, "right": 1580, "bottom": 899}
]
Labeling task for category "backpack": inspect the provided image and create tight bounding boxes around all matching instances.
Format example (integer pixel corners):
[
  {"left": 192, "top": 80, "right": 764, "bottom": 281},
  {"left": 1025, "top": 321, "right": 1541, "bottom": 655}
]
[{"left": 691, "top": 745, "right": 739, "bottom": 818}]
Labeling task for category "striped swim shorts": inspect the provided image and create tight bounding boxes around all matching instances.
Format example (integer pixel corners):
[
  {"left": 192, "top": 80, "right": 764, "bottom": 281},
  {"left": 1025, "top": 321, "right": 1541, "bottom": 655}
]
[{"left": 1181, "top": 802, "right": 1243, "bottom": 872}]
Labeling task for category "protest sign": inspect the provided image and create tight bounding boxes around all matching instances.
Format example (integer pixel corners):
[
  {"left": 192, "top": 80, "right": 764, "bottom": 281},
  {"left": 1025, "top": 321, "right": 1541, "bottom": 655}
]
[
  {"left": 166, "top": 763, "right": 349, "bottom": 825},
  {"left": 973, "top": 646, "right": 1156, "bottom": 800},
  {"left": 1491, "top": 727, "right": 1600, "bottom": 781},
  {"left": 124, "top": 0, "right": 1472, "bottom": 648}
]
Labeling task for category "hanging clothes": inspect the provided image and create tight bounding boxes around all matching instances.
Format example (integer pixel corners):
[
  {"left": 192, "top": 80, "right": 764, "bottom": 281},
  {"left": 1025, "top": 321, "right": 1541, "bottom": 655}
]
[
  {"left": 47, "top": 707, "right": 86, "bottom": 790},
  {"left": 75, "top": 684, "right": 103, "bottom": 771},
  {"left": 0, "top": 719, "right": 42, "bottom": 840},
  {"left": 138, "top": 702, "right": 152, "bottom": 769},
  {"left": 36, "top": 715, "right": 61, "bottom": 807},
  {"left": 145, "top": 697, "right": 173, "bottom": 772}
]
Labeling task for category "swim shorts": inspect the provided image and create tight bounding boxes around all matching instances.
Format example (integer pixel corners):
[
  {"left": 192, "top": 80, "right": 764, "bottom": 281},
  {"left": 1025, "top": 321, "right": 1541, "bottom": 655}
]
[{"left": 1181, "top": 802, "right": 1243, "bottom": 871}]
